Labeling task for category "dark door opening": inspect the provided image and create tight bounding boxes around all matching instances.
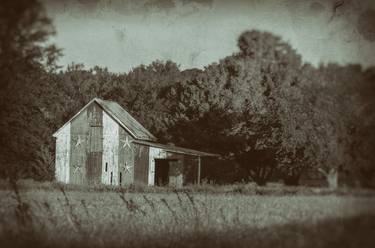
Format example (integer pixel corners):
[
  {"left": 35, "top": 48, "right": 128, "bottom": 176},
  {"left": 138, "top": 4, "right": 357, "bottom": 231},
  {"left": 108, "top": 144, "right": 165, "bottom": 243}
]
[{"left": 155, "top": 159, "right": 177, "bottom": 186}]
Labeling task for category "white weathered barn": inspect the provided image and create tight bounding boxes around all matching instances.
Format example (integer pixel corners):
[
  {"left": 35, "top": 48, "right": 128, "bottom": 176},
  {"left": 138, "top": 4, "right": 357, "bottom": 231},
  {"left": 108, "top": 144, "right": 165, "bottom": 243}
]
[{"left": 53, "top": 98, "right": 216, "bottom": 187}]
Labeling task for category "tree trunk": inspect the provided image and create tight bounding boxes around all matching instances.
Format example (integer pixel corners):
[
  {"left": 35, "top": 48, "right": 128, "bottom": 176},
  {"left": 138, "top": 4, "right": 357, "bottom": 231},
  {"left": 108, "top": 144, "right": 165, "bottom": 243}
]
[
  {"left": 250, "top": 167, "right": 273, "bottom": 186},
  {"left": 326, "top": 168, "right": 338, "bottom": 189},
  {"left": 318, "top": 167, "right": 339, "bottom": 189}
]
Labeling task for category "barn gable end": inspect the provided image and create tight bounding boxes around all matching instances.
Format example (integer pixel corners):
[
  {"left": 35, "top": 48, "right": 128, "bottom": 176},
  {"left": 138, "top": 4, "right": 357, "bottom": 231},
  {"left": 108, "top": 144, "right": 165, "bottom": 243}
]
[{"left": 53, "top": 98, "right": 156, "bottom": 142}]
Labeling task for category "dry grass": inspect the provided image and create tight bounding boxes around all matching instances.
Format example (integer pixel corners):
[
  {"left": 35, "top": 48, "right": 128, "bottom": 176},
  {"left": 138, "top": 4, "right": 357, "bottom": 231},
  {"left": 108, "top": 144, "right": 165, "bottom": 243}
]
[
  {"left": 0, "top": 181, "right": 374, "bottom": 248},
  {"left": 1, "top": 179, "right": 374, "bottom": 196}
]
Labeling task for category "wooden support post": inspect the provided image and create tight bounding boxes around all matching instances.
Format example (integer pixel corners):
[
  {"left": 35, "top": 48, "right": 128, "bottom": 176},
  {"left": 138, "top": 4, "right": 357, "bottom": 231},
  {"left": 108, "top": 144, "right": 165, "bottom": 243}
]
[{"left": 197, "top": 156, "right": 201, "bottom": 185}]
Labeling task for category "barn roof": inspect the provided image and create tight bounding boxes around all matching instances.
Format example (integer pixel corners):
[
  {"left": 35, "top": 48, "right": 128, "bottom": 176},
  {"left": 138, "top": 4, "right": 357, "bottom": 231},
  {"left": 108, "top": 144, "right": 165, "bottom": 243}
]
[
  {"left": 96, "top": 98, "right": 156, "bottom": 141},
  {"left": 133, "top": 140, "right": 218, "bottom": 157},
  {"left": 53, "top": 98, "right": 218, "bottom": 157},
  {"left": 53, "top": 98, "right": 156, "bottom": 141}
]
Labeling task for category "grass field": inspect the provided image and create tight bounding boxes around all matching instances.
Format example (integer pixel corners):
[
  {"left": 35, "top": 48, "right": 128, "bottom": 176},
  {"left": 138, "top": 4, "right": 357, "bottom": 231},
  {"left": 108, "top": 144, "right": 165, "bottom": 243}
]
[{"left": 0, "top": 181, "right": 374, "bottom": 248}]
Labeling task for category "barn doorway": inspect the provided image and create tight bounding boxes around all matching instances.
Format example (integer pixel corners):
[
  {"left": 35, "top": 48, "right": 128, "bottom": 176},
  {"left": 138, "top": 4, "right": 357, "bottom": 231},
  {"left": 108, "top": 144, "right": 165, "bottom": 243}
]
[{"left": 154, "top": 159, "right": 170, "bottom": 186}]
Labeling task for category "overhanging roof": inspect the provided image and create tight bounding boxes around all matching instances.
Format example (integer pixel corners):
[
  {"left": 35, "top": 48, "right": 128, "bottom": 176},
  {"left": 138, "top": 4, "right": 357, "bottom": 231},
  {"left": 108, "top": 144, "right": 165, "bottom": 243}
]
[
  {"left": 96, "top": 98, "right": 156, "bottom": 141},
  {"left": 53, "top": 98, "right": 156, "bottom": 141},
  {"left": 133, "top": 140, "right": 219, "bottom": 157}
]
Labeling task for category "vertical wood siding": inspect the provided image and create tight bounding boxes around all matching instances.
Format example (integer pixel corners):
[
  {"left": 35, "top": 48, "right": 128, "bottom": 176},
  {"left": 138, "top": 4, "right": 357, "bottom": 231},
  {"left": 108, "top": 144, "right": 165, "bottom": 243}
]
[
  {"left": 183, "top": 155, "right": 199, "bottom": 185},
  {"left": 167, "top": 153, "right": 184, "bottom": 187},
  {"left": 134, "top": 144, "right": 149, "bottom": 185},
  {"left": 70, "top": 109, "right": 89, "bottom": 185},
  {"left": 102, "top": 111, "right": 119, "bottom": 185},
  {"left": 148, "top": 147, "right": 167, "bottom": 186},
  {"left": 89, "top": 127, "right": 103, "bottom": 152},
  {"left": 86, "top": 103, "right": 103, "bottom": 185},
  {"left": 55, "top": 123, "right": 71, "bottom": 183},
  {"left": 118, "top": 128, "right": 134, "bottom": 185}
]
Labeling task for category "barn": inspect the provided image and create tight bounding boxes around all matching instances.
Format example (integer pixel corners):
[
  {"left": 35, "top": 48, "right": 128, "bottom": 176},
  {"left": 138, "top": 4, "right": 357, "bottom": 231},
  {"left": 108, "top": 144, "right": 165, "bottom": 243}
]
[{"left": 53, "top": 98, "right": 217, "bottom": 187}]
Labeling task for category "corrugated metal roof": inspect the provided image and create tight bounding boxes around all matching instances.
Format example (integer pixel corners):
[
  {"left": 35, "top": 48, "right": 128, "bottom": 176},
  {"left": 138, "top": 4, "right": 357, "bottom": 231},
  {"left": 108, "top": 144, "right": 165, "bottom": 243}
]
[
  {"left": 95, "top": 98, "right": 156, "bottom": 141},
  {"left": 133, "top": 140, "right": 219, "bottom": 157}
]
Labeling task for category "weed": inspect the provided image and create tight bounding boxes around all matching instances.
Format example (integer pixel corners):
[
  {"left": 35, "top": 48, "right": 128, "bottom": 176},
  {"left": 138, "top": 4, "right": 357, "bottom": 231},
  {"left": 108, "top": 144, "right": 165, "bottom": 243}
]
[
  {"left": 9, "top": 180, "right": 33, "bottom": 229},
  {"left": 57, "top": 184, "right": 83, "bottom": 234},
  {"left": 118, "top": 191, "right": 146, "bottom": 216},
  {"left": 160, "top": 198, "right": 178, "bottom": 224},
  {"left": 142, "top": 195, "right": 155, "bottom": 211}
]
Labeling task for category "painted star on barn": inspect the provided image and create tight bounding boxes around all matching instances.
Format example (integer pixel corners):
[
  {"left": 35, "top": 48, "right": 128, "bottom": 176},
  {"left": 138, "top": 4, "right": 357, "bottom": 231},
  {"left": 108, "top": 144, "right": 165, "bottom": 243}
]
[
  {"left": 121, "top": 136, "right": 131, "bottom": 149},
  {"left": 75, "top": 135, "right": 83, "bottom": 147},
  {"left": 73, "top": 165, "right": 81, "bottom": 174},
  {"left": 122, "top": 162, "right": 133, "bottom": 173}
]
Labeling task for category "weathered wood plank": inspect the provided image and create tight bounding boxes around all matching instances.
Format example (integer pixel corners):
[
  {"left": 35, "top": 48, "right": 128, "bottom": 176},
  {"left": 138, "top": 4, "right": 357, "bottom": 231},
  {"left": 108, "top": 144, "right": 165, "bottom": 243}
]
[
  {"left": 118, "top": 128, "right": 134, "bottom": 185},
  {"left": 86, "top": 102, "right": 103, "bottom": 185},
  {"left": 70, "top": 108, "right": 89, "bottom": 185},
  {"left": 87, "top": 102, "right": 102, "bottom": 127},
  {"left": 89, "top": 126, "right": 103, "bottom": 153},
  {"left": 87, "top": 152, "right": 102, "bottom": 185},
  {"left": 55, "top": 123, "right": 71, "bottom": 183},
  {"left": 148, "top": 147, "right": 167, "bottom": 186},
  {"left": 134, "top": 144, "right": 149, "bottom": 185},
  {"left": 102, "top": 111, "right": 119, "bottom": 185},
  {"left": 168, "top": 158, "right": 184, "bottom": 188}
]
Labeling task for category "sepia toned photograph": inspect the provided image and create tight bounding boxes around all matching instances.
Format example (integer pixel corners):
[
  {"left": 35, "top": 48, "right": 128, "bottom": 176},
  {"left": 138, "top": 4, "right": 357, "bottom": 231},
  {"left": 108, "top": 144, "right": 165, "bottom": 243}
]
[{"left": 0, "top": 0, "right": 374, "bottom": 247}]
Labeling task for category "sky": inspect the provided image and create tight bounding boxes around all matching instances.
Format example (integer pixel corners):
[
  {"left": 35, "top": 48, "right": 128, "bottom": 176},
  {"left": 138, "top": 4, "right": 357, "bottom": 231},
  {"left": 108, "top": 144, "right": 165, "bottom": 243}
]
[{"left": 44, "top": 0, "right": 375, "bottom": 73}]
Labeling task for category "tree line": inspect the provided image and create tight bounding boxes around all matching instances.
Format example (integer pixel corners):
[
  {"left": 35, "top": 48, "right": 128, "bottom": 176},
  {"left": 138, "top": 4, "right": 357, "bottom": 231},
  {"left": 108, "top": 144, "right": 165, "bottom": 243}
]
[{"left": 0, "top": 0, "right": 374, "bottom": 188}]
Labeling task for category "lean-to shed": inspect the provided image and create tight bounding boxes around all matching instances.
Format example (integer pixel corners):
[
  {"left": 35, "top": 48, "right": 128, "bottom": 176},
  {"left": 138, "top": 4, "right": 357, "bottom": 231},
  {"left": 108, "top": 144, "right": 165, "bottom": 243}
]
[{"left": 53, "top": 98, "right": 217, "bottom": 187}]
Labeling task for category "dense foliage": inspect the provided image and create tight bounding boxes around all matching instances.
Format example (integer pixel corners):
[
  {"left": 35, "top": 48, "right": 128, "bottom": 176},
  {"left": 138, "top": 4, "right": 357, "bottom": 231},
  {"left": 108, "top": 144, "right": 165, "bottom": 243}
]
[
  {"left": 0, "top": 1, "right": 374, "bottom": 187},
  {"left": 0, "top": 0, "right": 61, "bottom": 180}
]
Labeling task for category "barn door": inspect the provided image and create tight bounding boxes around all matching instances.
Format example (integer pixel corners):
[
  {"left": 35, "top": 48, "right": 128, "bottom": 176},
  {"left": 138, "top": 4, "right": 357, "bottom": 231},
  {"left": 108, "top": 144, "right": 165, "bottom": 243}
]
[{"left": 87, "top": 126, "right": 103, "bottom": 185}]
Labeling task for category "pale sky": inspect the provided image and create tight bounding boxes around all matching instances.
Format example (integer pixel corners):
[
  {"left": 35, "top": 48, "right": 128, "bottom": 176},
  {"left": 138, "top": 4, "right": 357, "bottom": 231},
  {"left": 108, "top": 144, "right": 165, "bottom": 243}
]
[{"left": 44, "top": 0, "right": 375, "bottom": 72}]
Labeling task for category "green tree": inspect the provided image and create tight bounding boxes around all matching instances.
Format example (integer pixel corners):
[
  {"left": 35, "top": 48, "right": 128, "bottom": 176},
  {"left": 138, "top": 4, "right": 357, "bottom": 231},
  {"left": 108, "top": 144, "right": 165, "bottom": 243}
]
[
  {"left": 0, "top": 0, "right": 61, "bottom": 180},
  {"left": 161, "top": 30, "right": 306, "bottom": 185},
  {"left": 311, "top": 64, "right": 375, "bottom": 188}
]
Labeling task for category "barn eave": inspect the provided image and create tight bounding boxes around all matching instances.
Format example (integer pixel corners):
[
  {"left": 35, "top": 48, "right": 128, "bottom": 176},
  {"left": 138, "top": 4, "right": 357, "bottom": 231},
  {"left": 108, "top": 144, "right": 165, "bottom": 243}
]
[{"left": 133, "top": 140, "right": 219, "bottom": 157}]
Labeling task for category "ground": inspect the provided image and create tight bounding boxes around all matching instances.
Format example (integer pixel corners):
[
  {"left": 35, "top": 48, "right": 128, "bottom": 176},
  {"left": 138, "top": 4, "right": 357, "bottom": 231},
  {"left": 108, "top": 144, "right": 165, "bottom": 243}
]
[{"left": 0, "top": 182, "right": 374, "bottom": 247}]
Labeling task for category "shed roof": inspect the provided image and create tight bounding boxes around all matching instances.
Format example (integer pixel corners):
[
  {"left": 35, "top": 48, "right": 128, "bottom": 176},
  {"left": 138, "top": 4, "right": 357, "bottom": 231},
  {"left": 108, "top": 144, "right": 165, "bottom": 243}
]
[
  {"left": 133, "top": 140, "right": 219, "bottom": 157},
  {"left": 53, "top": 98, "right": 156, "bottom": 141}
]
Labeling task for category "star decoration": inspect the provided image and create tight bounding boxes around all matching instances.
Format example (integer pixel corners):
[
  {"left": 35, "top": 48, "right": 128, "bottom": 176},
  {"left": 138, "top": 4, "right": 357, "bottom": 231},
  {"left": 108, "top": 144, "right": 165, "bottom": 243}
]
[
  {"left": 75, "top": 135, "right": 83, "bottom": 147},
  {"left": 73, "top": 165, "right": 81, "bottom": 174},
  {"left": 122, "top": 163, "right": 133, "bottom": 173},
  {"left": 121, "top": 136, "right": 132, "bottom": 149}
]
